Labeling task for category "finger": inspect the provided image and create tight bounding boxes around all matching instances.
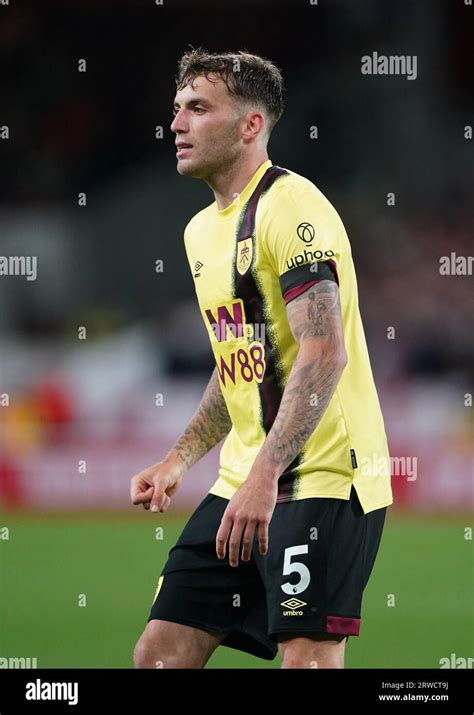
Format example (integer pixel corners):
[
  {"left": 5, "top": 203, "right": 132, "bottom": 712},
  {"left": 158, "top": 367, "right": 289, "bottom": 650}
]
[
  {"left": 150, "top": 484, "right": 166, "bottom": 512},
  {"left": 131, "top": 486, "right": 153, "bottom": 505},
  {"left": 241, "top": 520, "right": 257, "bottom": 562},
  {"left": 257, "top": 520, "right": 269, "bottom": 555},
  {"left": 228, "top": 519, "right": 246, "bottom": 567},
  {"left": 216, "top": 514, "right": 233, "bottom": 560},
  {"left": 159, "top": 495, "right": 171, "bottom": 512}
]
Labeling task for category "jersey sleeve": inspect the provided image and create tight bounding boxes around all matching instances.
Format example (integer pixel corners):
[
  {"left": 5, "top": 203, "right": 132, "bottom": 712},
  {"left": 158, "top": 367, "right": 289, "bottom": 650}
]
[{"left": 261, "top": 182, "right": 345, "bottom": 305}]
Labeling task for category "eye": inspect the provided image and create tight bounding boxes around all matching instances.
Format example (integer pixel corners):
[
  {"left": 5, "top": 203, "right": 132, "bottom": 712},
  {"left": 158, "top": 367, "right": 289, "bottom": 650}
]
[{"left": 194, "top": 107, "right": 205, "bottom": 114}]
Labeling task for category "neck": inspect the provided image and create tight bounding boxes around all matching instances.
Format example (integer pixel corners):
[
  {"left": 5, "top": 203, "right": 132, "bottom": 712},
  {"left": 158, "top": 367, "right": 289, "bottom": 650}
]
[{"left": 208, "top": 153, "right": 269, "bottom": 211}]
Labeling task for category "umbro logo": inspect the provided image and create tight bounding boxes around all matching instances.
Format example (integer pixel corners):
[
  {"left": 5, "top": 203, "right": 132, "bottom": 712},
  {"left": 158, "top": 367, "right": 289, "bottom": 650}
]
[
  {"left": 194, "top": 260, "right": 203, "bottom": 278},
  {"left": 281, "top": 598, "right": 307, "bottom": 616}
]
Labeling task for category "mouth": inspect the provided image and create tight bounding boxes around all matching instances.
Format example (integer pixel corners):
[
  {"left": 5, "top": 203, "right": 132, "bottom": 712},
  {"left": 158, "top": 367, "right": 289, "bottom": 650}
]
[{"left": 176, "top": 144, "right": 193, "bottom": 157}]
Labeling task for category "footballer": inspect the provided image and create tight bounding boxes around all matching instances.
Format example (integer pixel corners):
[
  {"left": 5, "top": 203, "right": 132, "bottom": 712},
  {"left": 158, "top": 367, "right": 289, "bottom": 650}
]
[{"left": 131, "top": 48, "right": 393, "bottom": 669}]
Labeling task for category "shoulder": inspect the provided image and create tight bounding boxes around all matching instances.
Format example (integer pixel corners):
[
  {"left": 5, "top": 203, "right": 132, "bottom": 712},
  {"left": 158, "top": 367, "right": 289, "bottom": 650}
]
[
  {"left": 183, "top": 203, "right": 215, "bottom": 243},
  {"left": 273, "top": 166, "right": 320, "bottom": 195},
  {"left": 259, "top": 167, "right": 348, "bottom": 237}
]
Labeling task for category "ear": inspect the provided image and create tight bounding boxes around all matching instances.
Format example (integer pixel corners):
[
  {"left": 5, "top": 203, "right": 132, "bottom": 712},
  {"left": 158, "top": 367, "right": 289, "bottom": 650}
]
[{"left": 240, "top": 109, "right": 266, "bottom": 141}]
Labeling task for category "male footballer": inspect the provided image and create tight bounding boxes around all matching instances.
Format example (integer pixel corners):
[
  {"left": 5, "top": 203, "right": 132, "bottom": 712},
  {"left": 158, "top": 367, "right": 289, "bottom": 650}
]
[{"left": 131, "top": 48, "right": 393, "bottom": 669}]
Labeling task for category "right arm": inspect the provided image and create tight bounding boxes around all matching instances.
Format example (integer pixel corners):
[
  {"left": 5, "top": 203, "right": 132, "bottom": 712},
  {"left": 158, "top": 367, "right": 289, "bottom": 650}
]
[
  {"left": 168, "top": 366, "right": 232, "bottom": 471},
  {"left": 130, "top": 367, "right": 232, "bottom": 513}
]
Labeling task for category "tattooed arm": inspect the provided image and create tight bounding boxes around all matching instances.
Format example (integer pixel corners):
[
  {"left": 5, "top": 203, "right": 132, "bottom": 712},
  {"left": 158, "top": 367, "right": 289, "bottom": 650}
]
[
  {"left": 214, "top": 278, "right": 347, "bottom": 563},
  {"left": 253, "top": 279, "right": 347, "bottom": 480},
  {"left": 166, "top": 366, "right": 232, "bottom": 471},
  {"left": 130, "top": 367, "right": 232, "bottom": 512}
]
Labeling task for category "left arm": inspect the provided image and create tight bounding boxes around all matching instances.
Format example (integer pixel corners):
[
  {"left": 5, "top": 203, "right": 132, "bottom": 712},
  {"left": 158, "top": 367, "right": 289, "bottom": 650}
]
[
  {"left": 216, "top": 279, "right": 347, "bottom": 566},
  {"left": 252, "top": 279, "right": 347, "bottom": 481}
]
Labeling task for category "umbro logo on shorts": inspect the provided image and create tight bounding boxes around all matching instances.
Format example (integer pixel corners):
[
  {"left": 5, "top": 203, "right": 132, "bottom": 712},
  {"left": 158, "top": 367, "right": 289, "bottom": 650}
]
[{"left": 281, "top": 598, "right": 307, "bottom": 616}]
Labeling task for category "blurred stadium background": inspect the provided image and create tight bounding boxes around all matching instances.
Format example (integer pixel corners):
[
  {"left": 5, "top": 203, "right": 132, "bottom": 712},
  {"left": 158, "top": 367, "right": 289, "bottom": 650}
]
[{"left": 0, "top": 0, "right": 472, "bottom": 669}]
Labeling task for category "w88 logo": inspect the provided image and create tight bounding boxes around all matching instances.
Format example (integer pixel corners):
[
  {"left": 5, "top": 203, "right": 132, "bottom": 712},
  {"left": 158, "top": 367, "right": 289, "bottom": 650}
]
[{"left": 216, "top": 341, "right": 266, "bottom": 386}]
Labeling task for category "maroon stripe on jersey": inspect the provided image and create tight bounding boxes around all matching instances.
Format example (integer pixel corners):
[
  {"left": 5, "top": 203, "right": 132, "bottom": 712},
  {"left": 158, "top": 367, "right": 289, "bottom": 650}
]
[
  {"left": 326, "top": 615, "right": 361, "bottom": 636},
  {"left": 283, "top": 279, "right": 320, "bottom": 305},
  {"left": 238, "top": 165, "right": 286, "bottom": 239},
  {"left": 234, "top": 165, "right": 304, "bottom": 501},
  {"left": 327, "top": 258, "right": 339, "bottom": 285},
  {"left": 280, "top": 260, "right": 338, "bottom": 296}
]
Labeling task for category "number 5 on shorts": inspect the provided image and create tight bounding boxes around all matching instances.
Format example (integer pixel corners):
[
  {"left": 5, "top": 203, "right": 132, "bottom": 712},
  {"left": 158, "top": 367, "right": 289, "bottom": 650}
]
[{"left": 281, "top": 545, "right": 310, "bottom": 595}]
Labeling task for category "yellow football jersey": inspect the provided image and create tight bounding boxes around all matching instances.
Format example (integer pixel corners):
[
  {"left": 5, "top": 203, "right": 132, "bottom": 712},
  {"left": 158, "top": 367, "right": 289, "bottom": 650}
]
[{"left": 183, "top": 159, "right": 392, "bottom": 514}]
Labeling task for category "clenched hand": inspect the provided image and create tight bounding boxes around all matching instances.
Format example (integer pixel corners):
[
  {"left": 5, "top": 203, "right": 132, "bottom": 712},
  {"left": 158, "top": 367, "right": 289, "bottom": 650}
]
[{"left": 130, "top": 458, "right": 184, "bottom": 513}]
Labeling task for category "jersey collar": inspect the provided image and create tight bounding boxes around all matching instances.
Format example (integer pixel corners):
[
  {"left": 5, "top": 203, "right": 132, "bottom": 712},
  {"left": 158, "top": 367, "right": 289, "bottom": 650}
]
[{"left": 214, "top": 159, "right": 273, "bottom": 218}]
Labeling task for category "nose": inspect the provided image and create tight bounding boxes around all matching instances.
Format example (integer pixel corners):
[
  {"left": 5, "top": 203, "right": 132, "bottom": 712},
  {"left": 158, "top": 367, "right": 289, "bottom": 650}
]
[{"left": 171, "top": 108, "right": 186, "bottom": 134}]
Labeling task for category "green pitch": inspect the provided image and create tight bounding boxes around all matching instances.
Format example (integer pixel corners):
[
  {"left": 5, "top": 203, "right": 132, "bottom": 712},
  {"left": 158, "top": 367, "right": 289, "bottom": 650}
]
[{"left": 0, "top": 511, "right": 471, "bottom": 668}]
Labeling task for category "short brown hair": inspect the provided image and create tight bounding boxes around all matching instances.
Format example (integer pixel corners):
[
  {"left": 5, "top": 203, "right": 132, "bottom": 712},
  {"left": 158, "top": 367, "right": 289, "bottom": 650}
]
[{"left": 175, "top": 47, "right": 285, "bottom": 138}]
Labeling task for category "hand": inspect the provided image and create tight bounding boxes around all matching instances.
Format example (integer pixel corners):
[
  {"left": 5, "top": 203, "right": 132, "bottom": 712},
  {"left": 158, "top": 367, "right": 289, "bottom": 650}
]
[
  {"left": 130, "top": 458, "right": 184, "bottom": 513},
  {"left": 216, "top": 475, "right": 278, "bottom": 567}
]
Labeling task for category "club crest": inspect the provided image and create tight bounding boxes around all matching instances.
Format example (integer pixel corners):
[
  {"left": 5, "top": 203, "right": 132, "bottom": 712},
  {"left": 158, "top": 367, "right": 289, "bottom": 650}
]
[{"left": 237, "top": 237, "right": 253, "bottom": 275}]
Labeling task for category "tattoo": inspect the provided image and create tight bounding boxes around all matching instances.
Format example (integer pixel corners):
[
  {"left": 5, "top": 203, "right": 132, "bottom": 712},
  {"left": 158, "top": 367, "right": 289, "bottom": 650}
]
[
  {"left": 307, "top": 291, "right": 327, "bottom": 336},
  {"left": 261, "top": 280, "right": 346, "bottom": 472},
  {"left": 173, "top": 367, "right": 232, "bottom": 469},
  {"left": 289, "top": 280, "right": 339, "bottom": 342}
]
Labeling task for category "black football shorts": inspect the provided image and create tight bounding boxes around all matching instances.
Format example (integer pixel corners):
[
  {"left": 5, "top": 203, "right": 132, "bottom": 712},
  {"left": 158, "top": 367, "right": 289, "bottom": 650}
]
[{"left": 147, "top": 485, "right": 387, "bottom": 660}]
